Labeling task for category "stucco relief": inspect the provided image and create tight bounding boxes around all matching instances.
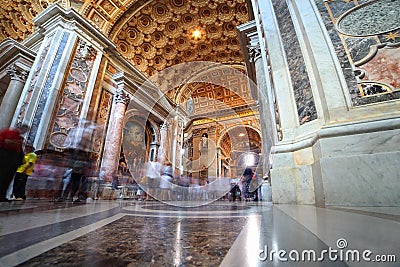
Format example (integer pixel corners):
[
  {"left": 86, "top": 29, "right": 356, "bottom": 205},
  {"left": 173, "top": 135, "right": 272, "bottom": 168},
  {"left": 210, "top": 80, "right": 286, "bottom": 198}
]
[{"left": 48, "top": 39, "right": 98, "bottom": 150}]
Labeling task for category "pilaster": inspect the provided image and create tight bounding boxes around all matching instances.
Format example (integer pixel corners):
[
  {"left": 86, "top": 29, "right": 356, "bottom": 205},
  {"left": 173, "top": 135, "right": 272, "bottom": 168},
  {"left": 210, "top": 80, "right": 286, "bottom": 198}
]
[{"left": 0, "top": 64, "right": 28, "bottom": 129}]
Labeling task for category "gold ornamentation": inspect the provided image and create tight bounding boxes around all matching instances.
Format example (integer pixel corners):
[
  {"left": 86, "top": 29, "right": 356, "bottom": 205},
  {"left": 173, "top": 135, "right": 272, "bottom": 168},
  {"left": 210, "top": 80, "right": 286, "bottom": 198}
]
[
  {"left": 384, "top": 32, "right": 400, "bottom": 42},
  {"left": 110, "top": 0, "right": 248, "bottom": 77}
]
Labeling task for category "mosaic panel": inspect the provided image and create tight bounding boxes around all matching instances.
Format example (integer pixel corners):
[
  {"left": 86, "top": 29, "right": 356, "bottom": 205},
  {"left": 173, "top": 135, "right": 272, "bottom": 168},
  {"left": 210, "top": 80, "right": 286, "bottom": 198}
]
[
  {"left": 315, "top": 0, "right": 400, "bottom": 105},
  {"left": 345, "top": 37, "right": 377, "bottom": 63},
  {"left": 123, "top": 120, "right": 147, "bottom": 177},
  {"left": 355, "top": 45, "right": 400, "bottom": 96},
  {"left": 337, "top": 0, "right": 400, "bottom": 36}
]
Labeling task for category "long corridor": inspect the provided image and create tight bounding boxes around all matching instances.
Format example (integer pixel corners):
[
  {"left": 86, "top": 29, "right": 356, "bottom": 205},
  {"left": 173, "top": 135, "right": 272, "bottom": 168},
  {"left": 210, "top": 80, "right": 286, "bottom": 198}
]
[{"left": 0, "top": 200, "right": 399, "bottom": 266}]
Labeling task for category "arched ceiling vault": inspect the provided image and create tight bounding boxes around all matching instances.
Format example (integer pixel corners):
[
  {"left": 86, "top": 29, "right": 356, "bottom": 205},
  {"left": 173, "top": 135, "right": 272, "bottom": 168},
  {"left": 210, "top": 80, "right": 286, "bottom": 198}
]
[
  {"left": 219, "top": 126, "right": 261, "bottom": 157},
  {"left": 106, "top": 0, "right": 249, "bottom": 78}
]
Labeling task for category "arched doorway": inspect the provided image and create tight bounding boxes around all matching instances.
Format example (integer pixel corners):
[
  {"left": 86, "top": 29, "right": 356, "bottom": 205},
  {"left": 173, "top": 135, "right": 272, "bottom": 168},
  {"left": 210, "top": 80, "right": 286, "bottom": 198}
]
[{"left": 218, "top": 125, "right": 262, "bottom": 181}]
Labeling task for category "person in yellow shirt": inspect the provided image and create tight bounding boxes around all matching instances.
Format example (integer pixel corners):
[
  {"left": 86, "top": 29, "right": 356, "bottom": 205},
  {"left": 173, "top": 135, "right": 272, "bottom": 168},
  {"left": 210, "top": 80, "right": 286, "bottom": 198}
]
[{"left": 13, "top": 145, "right": 37, "bottom": 200}]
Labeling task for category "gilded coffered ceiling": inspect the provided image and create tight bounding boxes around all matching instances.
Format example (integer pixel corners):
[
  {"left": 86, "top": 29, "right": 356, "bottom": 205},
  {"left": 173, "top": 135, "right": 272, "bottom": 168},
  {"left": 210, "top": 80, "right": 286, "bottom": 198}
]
[
  {"left": 0, "top": 0, "right": 56, "bottom": 42},
  {"left": 106, "top": 0, "right": 249, "bottom": 77},
  {"left": 0, "top": 0, "right": 249, "bottom": 73}
]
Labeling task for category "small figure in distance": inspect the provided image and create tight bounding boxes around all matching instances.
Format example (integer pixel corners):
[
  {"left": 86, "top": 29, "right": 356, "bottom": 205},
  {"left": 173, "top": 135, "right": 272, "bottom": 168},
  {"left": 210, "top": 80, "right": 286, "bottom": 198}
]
[{"left": 13, "top": 144, "right": 37, "bottom": 200}]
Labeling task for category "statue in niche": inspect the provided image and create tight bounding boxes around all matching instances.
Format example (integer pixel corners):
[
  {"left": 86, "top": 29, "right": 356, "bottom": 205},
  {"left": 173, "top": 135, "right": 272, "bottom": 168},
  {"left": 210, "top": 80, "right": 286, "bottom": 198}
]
[
  {"left": 201, "top": 133, "right": 208, "bottom": 148},
  {"left": 186, "top": 97, "right": 194, "bottom": 114}
]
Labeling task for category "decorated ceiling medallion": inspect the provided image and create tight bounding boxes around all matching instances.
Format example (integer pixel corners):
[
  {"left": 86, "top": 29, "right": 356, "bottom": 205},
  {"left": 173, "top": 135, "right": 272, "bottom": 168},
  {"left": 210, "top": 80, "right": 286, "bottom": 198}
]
[
  {"left": 133, "top": 54, "right": 148, "bottom": 72},
  {"left": 199, "top": 6, "right": 216, "bottom": 24},
  {"left": 167, "top": 0, "right": 190, "bottom": 14},
  {"left": 151, "top": 2, "right": 172, "bottom": 23},
  {"left": 164, "top": 21, "right": 182, "bottom": 38},
  {"left": 337, "top": 0, "right": 400, "bottom": 36},
  {"left": 153, "top": 55, "right": 167, "bottom": 70},
  {"left": 126, "top": 28, "right": 144, "bottom": 46},
  {"left": 181, "top": 13, "right": 198, "bottom": 30},
  {"left": 151, "top": 31, "right": 167, "bottom": 48},
  {"left": 197, "top": 43, "right": 210, "bottom": 55},
  {"left": 141, "top": 43, "right": 157, "bottom": 59},
  {"left": 206, "top": 24, "right": 220, "bottom": 39},
  {"left": 212, "top": 39, "right": 226, "bottom": 51},
  {"left": 175, "top": 36, "right": 191, "bottom": 50},
  {"left": 235, "top": 3, "right": 248, "bottom": 21},
  {"left": 223, "top": 22, "right": 237, "bottom": 37},
  {"left": 163, "top": 45, "right": 178, "bottom": 60},
  {"left": 217, "top": 3, "right": 233, "bottom": 22},
  {"left": 136, "top": 14, "right": 157, "bottom": 34}
]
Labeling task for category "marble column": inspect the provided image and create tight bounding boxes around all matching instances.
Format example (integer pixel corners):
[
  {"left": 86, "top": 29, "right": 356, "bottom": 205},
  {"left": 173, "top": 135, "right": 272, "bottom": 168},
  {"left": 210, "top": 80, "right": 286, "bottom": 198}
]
[
  {"left": 248, "top": 33, "right": 276, "bottom": 178},
  {"left": 217, "top": 147, "right": 222, "bottom": 178},
  {"left": 0, "top": 65, "right": 28, "bottom": 129},
  {"left": 207, "top": 126, "right": 217, "bottom": 180},
  {"left": 171, "top": 115, "right": 179, "bottom": 176},
  {"left": 102, "top": 89, "right": 130, "bottom": 182},
  {"left": 157, "top": 122, "right": 169, "bottom": 164}
]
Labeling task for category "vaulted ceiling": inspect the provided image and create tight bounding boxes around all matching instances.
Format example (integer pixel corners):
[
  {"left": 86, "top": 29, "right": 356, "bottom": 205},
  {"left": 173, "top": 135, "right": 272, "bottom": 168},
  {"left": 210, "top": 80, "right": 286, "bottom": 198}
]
[
  {"left": 0, "top": 0, "right": 249, "bottom": 73},
  {"left": 106, "top": 0, "right": 249, "bottom": 77}
]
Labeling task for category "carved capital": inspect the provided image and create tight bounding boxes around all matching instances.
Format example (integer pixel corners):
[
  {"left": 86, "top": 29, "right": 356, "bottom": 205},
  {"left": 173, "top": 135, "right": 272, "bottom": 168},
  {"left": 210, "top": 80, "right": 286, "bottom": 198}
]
[
  {"left": 6, "top": 65, "right": 28, "bottom": 82},
  {"left": 115, "top": 89, "right": 130, "bottom": 106},
  {"left": 77, "top": 40, "right": 97, "bottom": 61},
  {"left": 160, "top": 121, "right": 171, "bottom": 130},
  {"left": 248, "top": 43, "right": 262, "bottom": 63}
]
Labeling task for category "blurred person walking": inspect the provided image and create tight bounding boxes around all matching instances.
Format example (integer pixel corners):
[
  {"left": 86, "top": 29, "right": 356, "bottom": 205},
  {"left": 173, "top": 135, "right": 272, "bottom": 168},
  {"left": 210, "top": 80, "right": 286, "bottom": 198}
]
[
  {"left": 61, "top": 121, "right": 95, "bottom": 202},
  {"left": 0, "top": 124, "right": 29, "bottom": 202},
  {"left": 240, "top": 167, "right": 256, "bottom": 201},
  {"left": 12, "top": 144, "right": 37, "bottom": 200},
  {"left": 144, "top": 161, "right": 161, "bottom": 200},
  {"left": 160, "top": 162, "right": 173, "bottom": 201}
]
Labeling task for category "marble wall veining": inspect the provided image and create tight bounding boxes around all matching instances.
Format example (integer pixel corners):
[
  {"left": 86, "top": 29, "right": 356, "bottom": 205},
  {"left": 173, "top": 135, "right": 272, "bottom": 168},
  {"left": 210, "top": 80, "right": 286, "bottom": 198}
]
[
  {"left": 359, "top": 46, "right": 400, "bottom": 89},
  {"left": 314, "top": 0, "right": 359, "bottom": 100},
  {"left": 271, "top": 0, "right": 318, "bottom": 125},
  {"left": 28, "top": 32, "right": 70, "bottom": 145},
  {"left": 345, "top": 37, "right": 377, "bottom": 63}
]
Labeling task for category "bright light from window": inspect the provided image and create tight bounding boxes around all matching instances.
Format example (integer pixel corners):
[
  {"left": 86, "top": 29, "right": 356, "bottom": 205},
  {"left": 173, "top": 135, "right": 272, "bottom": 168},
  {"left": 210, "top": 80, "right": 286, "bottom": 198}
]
[
  {"left": 245, "top": 154, "right": 255, "bottom": 166},
  {"left": 239, "top": 133, "right": 245, "bottom": 137}
]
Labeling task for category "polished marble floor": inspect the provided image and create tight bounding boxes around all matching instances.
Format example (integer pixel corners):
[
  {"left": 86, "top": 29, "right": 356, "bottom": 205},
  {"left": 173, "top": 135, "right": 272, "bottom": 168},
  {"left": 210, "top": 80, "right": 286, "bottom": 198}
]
[{"left": 0, "top": 200, "right": 399, "bottom": 267}]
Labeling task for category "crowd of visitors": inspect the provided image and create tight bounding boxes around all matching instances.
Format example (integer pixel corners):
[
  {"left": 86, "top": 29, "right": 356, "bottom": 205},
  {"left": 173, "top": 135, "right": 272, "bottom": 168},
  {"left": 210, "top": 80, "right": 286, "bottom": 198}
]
[{"left": 0, "top": 125, "right": 263, "bottom": 203}]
